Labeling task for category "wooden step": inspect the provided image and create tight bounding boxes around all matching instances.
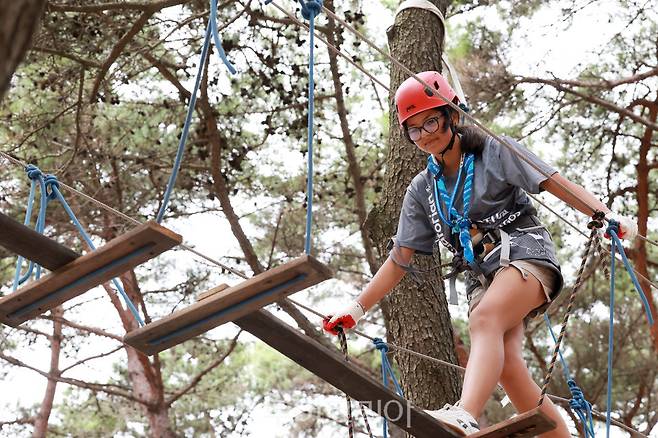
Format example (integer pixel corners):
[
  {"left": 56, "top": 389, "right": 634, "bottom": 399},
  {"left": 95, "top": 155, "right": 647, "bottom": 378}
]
[
  {"left": 469, "top": 407, "right": 555, "bottom": 438},
  {"left": 235, "top": 309, "right": 464, "bottom": 437},
  {"left": 123, "top": 255, "right": 332, "bottom": 355},
  {"left": 0, "top": 221, "right": 182, "bottom": 327},
  {"left": 234, "top": 310, "right": 556, "bottom": 438},
  {"left": 196, "top": 283, "right": 229, "bottom": 301},
  {"left": 0, "top": 212, "right": 79, "bottom": 270}
]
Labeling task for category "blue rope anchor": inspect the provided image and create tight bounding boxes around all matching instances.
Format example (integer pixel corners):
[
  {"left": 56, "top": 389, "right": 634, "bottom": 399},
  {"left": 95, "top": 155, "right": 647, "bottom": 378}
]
[{"left": 13, "top": 166, "right": 145, "bottom": 326}]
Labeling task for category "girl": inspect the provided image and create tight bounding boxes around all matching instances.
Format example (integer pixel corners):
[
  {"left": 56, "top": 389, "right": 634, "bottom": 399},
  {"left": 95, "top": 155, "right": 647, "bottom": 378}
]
[{"left": 322, "top": 71, "right": 637, "bottom": 436}]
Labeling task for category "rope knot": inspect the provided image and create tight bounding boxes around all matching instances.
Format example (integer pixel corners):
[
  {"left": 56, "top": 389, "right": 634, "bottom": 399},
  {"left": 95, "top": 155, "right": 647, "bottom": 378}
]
[
  {"left": 298, "top": 0, "right": 322, "bottom": 20},
  {"left": 567, "top": 379, "right": 591, "bottom": 411},
  {"left": 25, "top": 164, "right": 43, "bottom": 181},
  {"left": 43, "top": 174, "right": 60, "bottom": 200},
  {"left": 587, "top": 210, "right": 605, "bottom": 230},
  {"left": 373, "top": 337, "right": 389, "bottom": 353}
]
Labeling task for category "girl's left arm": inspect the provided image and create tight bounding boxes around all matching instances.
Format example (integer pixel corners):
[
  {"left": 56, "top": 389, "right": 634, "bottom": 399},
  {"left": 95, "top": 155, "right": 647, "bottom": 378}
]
[{"left": 539, "top": 172, "right": 611, "bottom": 217}]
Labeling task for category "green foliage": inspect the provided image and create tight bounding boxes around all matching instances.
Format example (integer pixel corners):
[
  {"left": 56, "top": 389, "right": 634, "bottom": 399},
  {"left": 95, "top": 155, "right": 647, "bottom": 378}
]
[{"left": 1, "top": 0, "right": 656, "bottom": 436}]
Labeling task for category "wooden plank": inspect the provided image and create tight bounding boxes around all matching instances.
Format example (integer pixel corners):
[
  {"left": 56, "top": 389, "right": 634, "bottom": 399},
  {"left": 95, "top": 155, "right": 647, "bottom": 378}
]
[
  {"left": 234, "top": 309, "right": 464, "bottom": 438},
  {"left": 196, "top": 283, "right": 229, "bottom": 301},
  {"left": 123, "top": 255, "right": 332, "bottom": 355},
  {"left": 0, "top": 221, "right": 182, "bottom": 327},
  {"left": 470, "top": 407, "right": 555, "bottom": 438},
  {"left": 0, "top": 212, "right": 79, "bottom": 271}
]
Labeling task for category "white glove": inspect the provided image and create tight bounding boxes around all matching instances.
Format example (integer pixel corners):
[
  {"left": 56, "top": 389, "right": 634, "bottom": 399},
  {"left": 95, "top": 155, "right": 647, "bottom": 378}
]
[
  {"left": 605, "top": 213, "right": 638, "bottom": 241},
  {"left": 322, "top": 300, "right": 365, "bottom": 335}
]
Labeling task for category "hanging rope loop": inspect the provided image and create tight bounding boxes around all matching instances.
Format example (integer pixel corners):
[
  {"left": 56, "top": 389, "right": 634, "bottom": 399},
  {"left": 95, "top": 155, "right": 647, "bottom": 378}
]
[
  {"left": 298, "top": 0, "right": 322, "bottom": 20},
  {"left": 44, "top": 174, "right": 61, "bottom": 201}
]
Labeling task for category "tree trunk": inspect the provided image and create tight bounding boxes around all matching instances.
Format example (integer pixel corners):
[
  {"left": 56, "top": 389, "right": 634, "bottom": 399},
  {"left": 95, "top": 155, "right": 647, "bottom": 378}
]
[
  {"left": 366, "top": 0, "right": 462, "bottom": 413},
  {"left": 0, "top": 0, "right": 46, "bottom": 100},
  {"left": 32, "top": 306, "right": 63, "bottom": 437},
  {"left": 118, "top": 271, "right": 177, "bottom": 438},
  {"left": 633, "top": 96, "right": 657, "bottom": 354}
]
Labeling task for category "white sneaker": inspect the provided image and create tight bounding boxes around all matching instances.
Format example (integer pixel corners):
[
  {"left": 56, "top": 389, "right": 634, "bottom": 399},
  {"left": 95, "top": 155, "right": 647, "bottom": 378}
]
[{"left": 425, "top": 403, "right": 480, "bottom": 436}]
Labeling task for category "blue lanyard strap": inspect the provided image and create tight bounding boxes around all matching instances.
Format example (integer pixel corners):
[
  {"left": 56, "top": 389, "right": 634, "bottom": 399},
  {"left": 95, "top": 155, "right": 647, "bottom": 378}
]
[{"left": 431, "top": 153, "right": 476, "bottom": 262}]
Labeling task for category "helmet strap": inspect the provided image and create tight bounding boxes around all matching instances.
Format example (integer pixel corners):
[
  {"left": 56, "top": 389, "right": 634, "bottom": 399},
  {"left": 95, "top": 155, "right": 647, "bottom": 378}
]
[{"left": 436, "top": 123, "right": 457, "bottom": 166}]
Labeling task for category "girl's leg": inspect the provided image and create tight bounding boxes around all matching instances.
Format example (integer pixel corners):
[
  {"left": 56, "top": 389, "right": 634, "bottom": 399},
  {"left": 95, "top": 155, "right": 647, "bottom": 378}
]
[
  {"left": 460, "top": 266, "right": 546, "bottom": 418},
  {"left": 500, "top": 323, "right": 570, "bottom": 438}
]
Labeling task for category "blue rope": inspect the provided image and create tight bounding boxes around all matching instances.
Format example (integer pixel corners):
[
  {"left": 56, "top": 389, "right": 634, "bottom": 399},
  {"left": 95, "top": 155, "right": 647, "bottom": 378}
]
[
  {"left": 604, "top": 220, "right": 654, "bottom": 437},
  {"left": 156, "top": 21, "right": 213, "bottom": 223},
  {"left": 11, "top": 167, "right": 145, "bottom": 326},
  {"left": 13, "top": 168, "right": 39, "bottom": 289},
  {"left": 542, "top": 314, "right": 572, "bottom": 380},
  {"left": 432, "top": 153, "right": 476, "bottom": 262},
  {"left": 14, "top": 166, "right": 50, "bottom": 289},
  {"left": 373, "top": 338, "right": 404, "bottom": 438},
  {"left": 45, "top": 177, "right": 146, "bottom": 327},
  {"left": 543, "top": 314, "right": 595, "bottom": 437},
  {"left": 210, "top": 0, "right": 237, "bottom": 74},
  {"left": 606, "top": 229, "right": 616, "bottom": 438},
  {"left": 568, "top": 379, "right": 596, "bottom": 438},
  {"left": 157, "top": 1, "right": 238, "bottom": 223},
  {"left": 606, "top": 221, "right": 654, "bottom": 325},
  {"left": 300, "top": 0, "right": 322, "bottom": 255}
]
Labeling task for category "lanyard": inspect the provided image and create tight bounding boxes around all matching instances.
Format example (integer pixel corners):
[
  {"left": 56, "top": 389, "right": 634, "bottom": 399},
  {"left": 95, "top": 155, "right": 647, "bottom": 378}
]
[{"left": 429, "top": 153, "right": 476, "bottom": 262}]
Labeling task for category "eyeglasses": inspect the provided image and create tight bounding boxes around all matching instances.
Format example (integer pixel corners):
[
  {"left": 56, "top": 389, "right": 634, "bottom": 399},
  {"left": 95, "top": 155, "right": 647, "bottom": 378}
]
[{"left": 405, "top": 116, "right": 443, "bottom": 142}]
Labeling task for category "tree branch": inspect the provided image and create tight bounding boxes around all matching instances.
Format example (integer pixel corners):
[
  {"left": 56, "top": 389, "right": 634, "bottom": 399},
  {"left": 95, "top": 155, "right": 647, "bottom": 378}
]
[
  {"left": 48, "top": 0, "right": 187, "bottom": 13},
  {"left": 0, "top": 352, "right": 144, "bottom": 404},
  {"left": 89, "top": 10, "right": 155, "bottom": 101},
  {"left": 165, "top": 331, "right": 242, "bottom": 406},
  {"left": 513, "top": 76, "right": 658, "bottom": 131}
]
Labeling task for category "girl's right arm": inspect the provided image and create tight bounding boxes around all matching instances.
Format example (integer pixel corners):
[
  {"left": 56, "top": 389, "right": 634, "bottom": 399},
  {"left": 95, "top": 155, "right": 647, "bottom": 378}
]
[
  {"left": 323, "top": 246, "right": 415, "bottom": 334},
  {"left": 356, "top": 246, "right": 415, "bottom": 311}
]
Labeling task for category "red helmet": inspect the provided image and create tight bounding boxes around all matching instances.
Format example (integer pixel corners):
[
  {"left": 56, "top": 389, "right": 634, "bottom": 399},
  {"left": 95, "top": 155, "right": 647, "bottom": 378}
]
[{"left": 394, "top": 71, "right": 458, "bottom": 126}]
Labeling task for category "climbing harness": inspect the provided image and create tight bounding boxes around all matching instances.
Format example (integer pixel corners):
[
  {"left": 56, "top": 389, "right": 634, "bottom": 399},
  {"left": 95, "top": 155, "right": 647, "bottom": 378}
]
[{"left": 429, "top": 153, "right": 475, "bottom": 263}]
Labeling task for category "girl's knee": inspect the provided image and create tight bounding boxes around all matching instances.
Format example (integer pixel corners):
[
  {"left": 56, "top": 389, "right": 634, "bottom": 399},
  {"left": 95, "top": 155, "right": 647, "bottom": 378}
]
[{"left": 469, "top": 305, "right": 503, "bottom": 334}]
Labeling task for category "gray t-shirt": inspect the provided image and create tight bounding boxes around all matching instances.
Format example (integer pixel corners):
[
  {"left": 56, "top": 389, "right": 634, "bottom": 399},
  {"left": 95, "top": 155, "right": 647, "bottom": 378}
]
[{"left": 394, "top": 135, "right": 563, "bottom": 292}]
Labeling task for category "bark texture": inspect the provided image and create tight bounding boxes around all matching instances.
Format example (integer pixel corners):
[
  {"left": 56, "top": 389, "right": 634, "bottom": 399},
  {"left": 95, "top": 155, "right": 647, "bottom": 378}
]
[
  {"left": 0, "top": 0, "right": 46, "bottom": 100},
  {"left": 632, "top": 96, "right": 658, "bottom": 354},
  {"left": 366, "top": 0, "right": 462, "bottom": 412}
]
